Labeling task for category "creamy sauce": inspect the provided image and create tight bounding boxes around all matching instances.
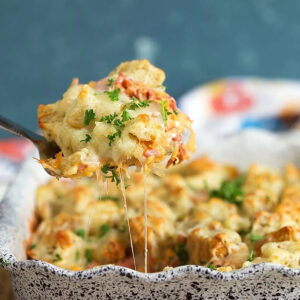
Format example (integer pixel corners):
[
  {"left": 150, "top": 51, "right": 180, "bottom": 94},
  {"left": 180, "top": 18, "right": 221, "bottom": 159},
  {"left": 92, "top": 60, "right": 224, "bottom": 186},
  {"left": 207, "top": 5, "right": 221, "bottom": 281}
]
[
  {"left": 120, "top": 172, "right": 137, "bottom": 270},
  {"left": 143, "top": 167, "right": 148, "bottom": 273}
]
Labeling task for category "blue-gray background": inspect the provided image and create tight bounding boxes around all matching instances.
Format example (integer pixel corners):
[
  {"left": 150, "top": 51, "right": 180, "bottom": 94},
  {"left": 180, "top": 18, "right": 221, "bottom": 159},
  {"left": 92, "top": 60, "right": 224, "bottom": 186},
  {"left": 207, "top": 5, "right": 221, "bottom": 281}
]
[{"left": 1, "top": 0, "right": 300, "bottom": 138}]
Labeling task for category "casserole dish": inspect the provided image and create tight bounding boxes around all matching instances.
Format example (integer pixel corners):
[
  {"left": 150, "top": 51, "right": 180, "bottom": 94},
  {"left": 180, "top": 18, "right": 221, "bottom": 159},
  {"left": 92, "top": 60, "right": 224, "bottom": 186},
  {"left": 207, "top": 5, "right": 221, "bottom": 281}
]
[{"left": 2, "top": 129, "right": 300, "bottom": 299}]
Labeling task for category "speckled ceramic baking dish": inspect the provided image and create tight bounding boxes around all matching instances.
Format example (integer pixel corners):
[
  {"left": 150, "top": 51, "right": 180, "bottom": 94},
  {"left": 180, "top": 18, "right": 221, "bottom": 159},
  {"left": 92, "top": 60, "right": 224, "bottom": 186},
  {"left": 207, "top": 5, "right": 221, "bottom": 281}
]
[{"left": 2, "top": 130, "right": 300, "bottom": 300}]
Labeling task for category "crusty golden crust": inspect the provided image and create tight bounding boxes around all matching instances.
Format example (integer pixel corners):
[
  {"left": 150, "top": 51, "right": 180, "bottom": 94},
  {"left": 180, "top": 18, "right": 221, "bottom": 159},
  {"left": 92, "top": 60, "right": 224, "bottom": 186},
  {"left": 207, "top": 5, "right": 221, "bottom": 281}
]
[
  {"left": 28, "top": 157, "right": 300, "bottom": 272},
  {"left": 109, "top": 59, "right": 166, "bottom": 88},
  {"left": 186, "top": 228, "right": 249, "bottom": 269}
]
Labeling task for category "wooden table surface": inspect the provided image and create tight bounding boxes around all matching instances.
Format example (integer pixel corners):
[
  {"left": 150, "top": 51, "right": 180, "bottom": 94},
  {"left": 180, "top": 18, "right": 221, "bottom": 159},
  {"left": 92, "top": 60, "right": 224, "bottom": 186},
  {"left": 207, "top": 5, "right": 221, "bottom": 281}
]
[{"left": 0, "top": 267, "right": 14, "bottom": 300}]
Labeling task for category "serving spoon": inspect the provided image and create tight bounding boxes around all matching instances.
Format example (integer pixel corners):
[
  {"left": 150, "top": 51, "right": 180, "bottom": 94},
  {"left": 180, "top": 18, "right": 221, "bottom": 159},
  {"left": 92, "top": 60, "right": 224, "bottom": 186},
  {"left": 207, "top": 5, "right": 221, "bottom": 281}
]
[{"left": 0, "top": 114, "right": 60, "bottom": 176}]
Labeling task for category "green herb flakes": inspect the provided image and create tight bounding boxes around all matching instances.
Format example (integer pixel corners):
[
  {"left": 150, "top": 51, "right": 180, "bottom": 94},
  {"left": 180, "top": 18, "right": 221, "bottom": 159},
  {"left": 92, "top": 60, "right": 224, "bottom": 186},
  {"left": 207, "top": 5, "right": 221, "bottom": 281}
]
[
  {"left": 99, "top": 224, "right": 110, "bottom": 238},
  {"left": 101, "top": 163, "right": 111, "bottom": 174},
  {"left": 161, "top": 100, "right": 168, "bottom": 124},
  {"left": 121, "top": 108, "right": 133, "bottom": 122},
  {"left": 107, "top": 78, "right": 115, "bottom": 87},
  {"left": 247, "top": 250, "right": 254, "bottom": 262},
  {"left": 249, "top": 234, "right": 264, "bottom": 243},
  {"left": 106, "top": 169, "right": 120, "bottom": 185},
  {"left": 208, "top": 264, "right": 217, "bottom": 270},
  {"left": 0, "top": 258, "right": 10, "bottom": 266},
  {"left": 80, "top": 134, "right": 92, "bottom": 143},
  {"left": 52, "top": 254, "right": 63, "bottom": 263},
  {"left": 85, "top": 249, "right": 93, "bottom": 263},
  {"left": 209, "top": 175, "right": 245, "bottom": 206},
  {"left": 99, "top": 113, "right": 126, "bottom": 145},
  {"left": 75, "top": 229, "right": 85, "bottom": 239},
  {"left": 107, "top": 130, "right": 119, "bottom": 145},
  {"left": 113, "top": 118, "right": 123, "bottom": 128},
  {"left": 101, "top": 164, "right": 121, "bottom": 185},
  {"left": 176, "top": 243, "right": 189, "bottom": 265},
  {"left": 99, "top": 112, "right": 118, "bottom": 123},
  {"left": 99, "top": 100, "right": 140, "bottom": 145},
  {"left": 84, "top": 109, "right": 96, "bottom": 126},
  {"left": 128, "top": 97, "right": 150, "bottom": 110},
  {"left": 100, "top": 195, "right": 119, "bottom": 202},
  {"left": 104, "top": 88, "right": 120, "bottom": 102},
  {"left": 29, "top": 243, "right": 37, "bottom": 250}
]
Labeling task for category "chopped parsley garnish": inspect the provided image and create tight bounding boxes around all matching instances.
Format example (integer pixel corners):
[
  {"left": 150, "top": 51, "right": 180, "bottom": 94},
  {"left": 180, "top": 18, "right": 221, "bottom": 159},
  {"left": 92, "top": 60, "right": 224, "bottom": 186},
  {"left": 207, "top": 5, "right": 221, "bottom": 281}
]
[
  {"left": 161, "top": 100, "right": 168, "bottom": 124},
  {"left": 121, "top": 108, "right": 133, "bottom": 122},
  {"left": 99, "top": 96, "right": 148, "bottom": 145},
  {"left": 104, "top": 88, "right": 120, "bottom": 101},
  {"left": 247, "top": 250, "right": 254, "bottom": 262},
  {"left": 52, "top": 254, "right": 62, "bottom": 263},
  {"left": 99, "top": 98, "right": 146, "bottom": 145},
  {"left": 101, "top": 163, "right": 111, "bottom": 174},
  {"left": 80, "top": 134, "right": 92, "bottom": 143},
  {"left": 99, "top": 112, "right": 118, "bottom": 123},
  {"left": 0, "top": 258, "right": 10, "bottom": 266},
  {"left": 83, "top": 109, "right": 96, "bottom": 126},
  {"left": 107, "top": 133, "right": 117, "bottom": 145},
  {"left": 208, "top": 264, "right": 217, "bottom": 270},
  {"left": 107, "top": 78, "right": 115, "bottom": 87},
  {"left": 113, "top": 118, "right": 123, "bottom": 128},
  {"left": 29, "top": 243, "right": 37, "bottom": 250},
  {"left": 107, "top": 128, "right": 121, "bottom": 146},
  {"left": 250, "top": 234, "right": 264, "bottom": 243},
  {"left": 75, "top": 229, "right": 85, "bottom": 239},
  {"left": 99, "top": 113, "right": 125, "bottom": 145},
  {"left": 85, "top": 249, "right": 93, "bottom": 263},
  {"left": 99, "top": 195, "right": 119, "bottom": 202},
  {"left": 128, "top": 97, "right": 150, "bottom": 110},
  {"left": 106, "top": 169, "right": 120, "bottom": 184},
  {"left": 101, "top": 164, "right": 121, "bottom": 185},
  {"left": 176, "top": 243, "right": 189, "bottom": 265},
  {"left": 174, "top": 109, "right": 178, "bottom": 115},
  {"left": 99, "top": 224, "right": 110, "bottom": 238},
  {"left": 209, "top": 175, "right": 245, "bottom": 206}
]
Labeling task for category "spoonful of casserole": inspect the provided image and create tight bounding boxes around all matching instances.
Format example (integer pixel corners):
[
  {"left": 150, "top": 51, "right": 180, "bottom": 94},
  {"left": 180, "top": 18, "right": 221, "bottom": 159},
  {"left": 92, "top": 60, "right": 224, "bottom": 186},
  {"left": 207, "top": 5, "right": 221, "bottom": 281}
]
[{"left": 37, "top": 59, "right": 195, "bottom": 178}]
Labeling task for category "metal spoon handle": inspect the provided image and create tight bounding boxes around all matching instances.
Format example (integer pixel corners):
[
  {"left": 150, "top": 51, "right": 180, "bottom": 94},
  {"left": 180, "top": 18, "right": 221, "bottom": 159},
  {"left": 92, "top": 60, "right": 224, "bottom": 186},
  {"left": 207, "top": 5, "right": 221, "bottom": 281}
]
[{"left": 0, "top": 114, "right": 46, "bottom": 144}]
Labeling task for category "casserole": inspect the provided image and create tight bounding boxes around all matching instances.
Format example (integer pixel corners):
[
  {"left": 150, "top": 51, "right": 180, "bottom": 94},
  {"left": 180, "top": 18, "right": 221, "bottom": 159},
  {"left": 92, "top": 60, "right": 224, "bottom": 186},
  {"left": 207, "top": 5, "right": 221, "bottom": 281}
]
[{"left": 2, "top": 129, "right": 300, "bottom": 299}]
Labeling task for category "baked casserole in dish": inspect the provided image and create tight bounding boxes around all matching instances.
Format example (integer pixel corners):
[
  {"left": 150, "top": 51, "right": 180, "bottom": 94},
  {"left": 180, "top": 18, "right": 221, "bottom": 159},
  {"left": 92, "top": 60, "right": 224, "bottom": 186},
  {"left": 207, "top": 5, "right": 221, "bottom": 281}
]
[{"left": 2, "top": 131, "right": 300, "bottom": 299}]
